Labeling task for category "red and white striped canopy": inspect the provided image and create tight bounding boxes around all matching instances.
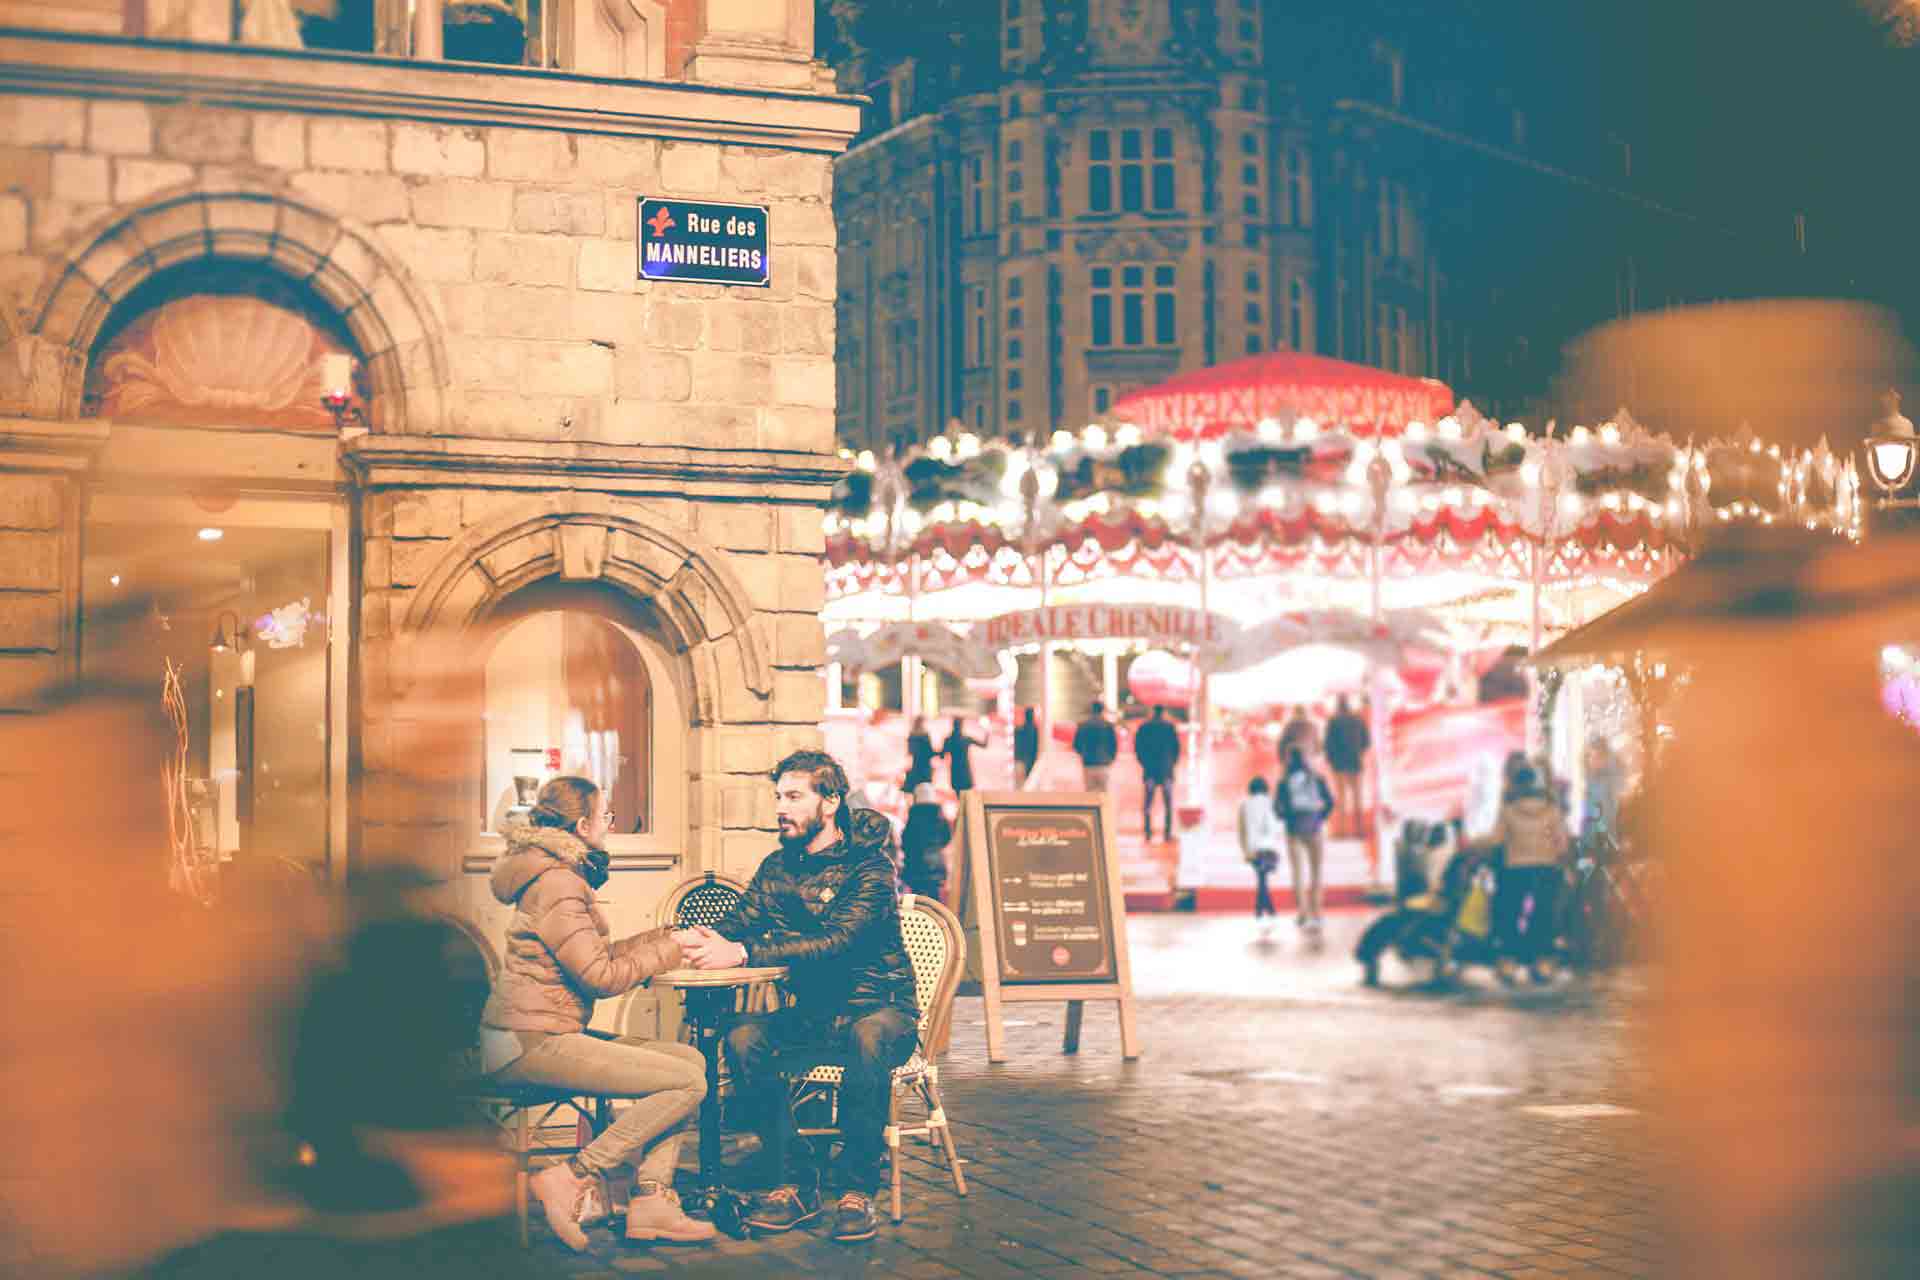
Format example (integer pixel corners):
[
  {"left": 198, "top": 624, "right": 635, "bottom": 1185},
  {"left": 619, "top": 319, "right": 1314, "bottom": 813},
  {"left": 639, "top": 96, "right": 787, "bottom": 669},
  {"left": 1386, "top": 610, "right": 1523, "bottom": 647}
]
[{"left": 1112, "top": 351, "right": 1454, "bottom": 441}]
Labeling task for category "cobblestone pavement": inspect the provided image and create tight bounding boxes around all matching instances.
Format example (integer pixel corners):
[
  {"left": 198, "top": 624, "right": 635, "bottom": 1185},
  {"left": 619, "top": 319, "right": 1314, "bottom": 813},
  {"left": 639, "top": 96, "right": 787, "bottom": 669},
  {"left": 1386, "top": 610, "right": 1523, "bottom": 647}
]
[{"left": 533, "top": 910, "right": 1663, "bottom": 1280}]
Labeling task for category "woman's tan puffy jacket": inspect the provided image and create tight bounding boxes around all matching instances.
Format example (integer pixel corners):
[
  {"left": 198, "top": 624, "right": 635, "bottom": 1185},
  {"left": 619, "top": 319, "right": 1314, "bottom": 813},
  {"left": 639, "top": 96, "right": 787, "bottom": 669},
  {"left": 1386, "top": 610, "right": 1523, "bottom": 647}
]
[
  {"left": 479, "top": 821, "right": 682, "bottom": 1037},
  {"left": 1483, "top": 794, "right": 1571, "bottom": 868}
]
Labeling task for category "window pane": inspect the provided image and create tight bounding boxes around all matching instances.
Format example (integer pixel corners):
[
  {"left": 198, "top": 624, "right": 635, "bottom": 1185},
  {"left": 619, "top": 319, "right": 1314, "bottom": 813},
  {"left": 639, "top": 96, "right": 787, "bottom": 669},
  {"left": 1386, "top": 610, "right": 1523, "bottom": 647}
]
[
  {"left": 1242, "top": 132, "right": 1260, "bottom": 154},
  {"left": 1154, "top": 293, "right": 1175, "bottom": 345},
  {"left": 1007, "top": 25, "right": 1020, "bottom": 48},
  {"left": 1243, "top": 194, "right": 1260, "bottom": 215},
  {"left": 1089, "top": 167, "right": 1112, "bottom": 212},
  {"left": 1008, "top": 169, "right": 1023, "bottom": 192},
  {"left": 1120, "top": 130, "right": 1142, "bottom": 160},
  {"left": 1247, "top": 333, "right": 1261, "bottom": 354},
  {"left": 1009, "top": 276, "right": 1023, "bottom": 298},
  {"left": 1243, "top": 163, "right": 1260, "bottom": 185},
  {"left": 1153, "top": 265, "right": 1174, "bottom": 286},
  {"left": 1008, "top": 140, "right": 1023, "bottom": 162},
  {"left": 1008, "top": 338, "right": 1022, "bottom": 359},
  {"left": 1089, "top": 130, "right": 1110, "bottom": 161},
  {"left": 1007, "top": 400, "right": 1022, "bottom": 421},
  {"left": 1152, "top": 164, "right": 1175, "bottom": 210},
  {"left": 1120, "top": 166, "right": 1143, "bottom": 211},
  {"left": 1246, "top": 269, "right": 1261, "bottom": 292},
  {"left": 1152, "top": 128, "right": 1173, "bottom": 159},
  {"left": 1123, "top": 294, "right": 1144, "bottom": 345},
  {"left": 1091, "top": 295, "right": 1112, "bottom": 346},
  {"left": 1122, "top": 266, "right": 1144, "bottom": 287},
  {"left": 1093, "top": 385, "right": 1111, "bottom": 413},
  {"left": 1008, "top": 307, "right": 1023, "bottom": 329},
  {"left": 1245, "top": 302, "right": 1261, "bottom": 325},
  {"left": 1008, "top": 369, "right": 1022, "bottom": 390},
  {"left": 1091, "top": 267, "right": 1111, "bottom": 287}
]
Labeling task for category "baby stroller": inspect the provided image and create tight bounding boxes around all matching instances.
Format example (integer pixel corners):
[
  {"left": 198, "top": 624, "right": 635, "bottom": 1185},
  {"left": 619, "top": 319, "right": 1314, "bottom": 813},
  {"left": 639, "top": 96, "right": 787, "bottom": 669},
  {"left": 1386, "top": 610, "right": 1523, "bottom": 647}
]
[{"left": 1357, "top": 827, "right": 1501, "bottom": 987}]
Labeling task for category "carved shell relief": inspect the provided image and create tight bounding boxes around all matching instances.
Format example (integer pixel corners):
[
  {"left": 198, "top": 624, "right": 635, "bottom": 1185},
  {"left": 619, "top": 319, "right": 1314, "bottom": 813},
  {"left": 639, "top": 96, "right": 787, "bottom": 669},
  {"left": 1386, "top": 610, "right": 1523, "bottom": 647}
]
[{"left": 85, "top": 270, "right": 360, "bottom": 431}]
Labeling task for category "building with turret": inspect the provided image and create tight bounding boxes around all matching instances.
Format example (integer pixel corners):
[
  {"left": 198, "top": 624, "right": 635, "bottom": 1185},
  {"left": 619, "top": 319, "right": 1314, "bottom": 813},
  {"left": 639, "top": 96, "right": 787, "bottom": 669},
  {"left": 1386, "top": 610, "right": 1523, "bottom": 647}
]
[{"left": 827, "top": 0, "right": 1785, "bottom": 453}]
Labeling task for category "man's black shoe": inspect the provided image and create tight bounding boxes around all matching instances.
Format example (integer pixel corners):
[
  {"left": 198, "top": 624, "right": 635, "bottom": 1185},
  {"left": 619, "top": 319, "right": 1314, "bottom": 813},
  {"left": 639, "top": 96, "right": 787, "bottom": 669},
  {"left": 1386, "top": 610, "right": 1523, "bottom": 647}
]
[
  {"left": 829, "top": 1191, "right": 879, "bottom": 1243},
  {"left": 743, "top": 1185, "right": 820, "bottom": 1234}
]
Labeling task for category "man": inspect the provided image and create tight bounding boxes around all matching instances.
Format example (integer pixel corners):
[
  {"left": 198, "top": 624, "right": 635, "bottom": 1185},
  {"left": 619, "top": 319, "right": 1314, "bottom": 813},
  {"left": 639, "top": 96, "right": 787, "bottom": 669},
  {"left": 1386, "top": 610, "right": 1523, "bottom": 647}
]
[
  {"left": 1013, "top": 706, "right": 1039, "bottom": 787},
  {"left": 679, "top": 750, "right": 918, "bottom": 1244},
  {"left": 1132, "top": 705, "right": 1181, "bottom": 841},
  {"left": 1277, "top": 704, "right": 1321, "bottom": 765},
  {"left": 1323, "top": 695, "right": 1371, "bottom": 838},
  {"left": 1071, "top": 700, "right": 1119, "bottom": 791}
]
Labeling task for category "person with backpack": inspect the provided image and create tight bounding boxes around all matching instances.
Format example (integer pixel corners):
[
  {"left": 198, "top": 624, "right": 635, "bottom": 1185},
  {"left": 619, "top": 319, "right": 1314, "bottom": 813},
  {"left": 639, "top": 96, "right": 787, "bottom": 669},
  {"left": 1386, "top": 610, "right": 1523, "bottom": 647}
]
[{"left": 1274, "top": 747, "right": 1335, "bottom": 932}]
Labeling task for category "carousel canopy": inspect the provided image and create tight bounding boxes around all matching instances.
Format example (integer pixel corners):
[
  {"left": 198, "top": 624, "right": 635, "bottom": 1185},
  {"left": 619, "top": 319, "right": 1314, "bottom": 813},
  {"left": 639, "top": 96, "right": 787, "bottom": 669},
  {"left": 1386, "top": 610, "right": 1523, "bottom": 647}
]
[{"left": 1112, "top": 350, "right": 1455, "bottom": 441}]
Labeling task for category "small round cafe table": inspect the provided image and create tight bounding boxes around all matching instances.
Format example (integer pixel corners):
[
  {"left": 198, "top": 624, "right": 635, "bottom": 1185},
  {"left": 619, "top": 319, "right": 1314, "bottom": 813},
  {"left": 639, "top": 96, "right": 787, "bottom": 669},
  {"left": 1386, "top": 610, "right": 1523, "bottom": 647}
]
[{"left": 652, "top": 965, "right": 788, "bottom": 1209}]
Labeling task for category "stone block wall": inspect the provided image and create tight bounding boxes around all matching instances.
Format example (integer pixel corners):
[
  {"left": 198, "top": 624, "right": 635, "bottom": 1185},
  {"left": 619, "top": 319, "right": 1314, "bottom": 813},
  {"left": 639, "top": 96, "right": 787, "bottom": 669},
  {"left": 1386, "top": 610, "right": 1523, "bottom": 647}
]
[
  {"left": 0, "top": 96, "right": 839, "bottom": 456},
  {"left": 0, "top": 468, "right": 77, "bottom": 710}
]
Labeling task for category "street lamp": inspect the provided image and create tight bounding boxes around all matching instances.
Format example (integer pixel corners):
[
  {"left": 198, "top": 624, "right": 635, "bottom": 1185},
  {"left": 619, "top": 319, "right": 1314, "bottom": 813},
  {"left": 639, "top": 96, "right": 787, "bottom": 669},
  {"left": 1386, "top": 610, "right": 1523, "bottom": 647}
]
[{"left": 1864, "top": 390, "right": 1918, "bottom": 509}]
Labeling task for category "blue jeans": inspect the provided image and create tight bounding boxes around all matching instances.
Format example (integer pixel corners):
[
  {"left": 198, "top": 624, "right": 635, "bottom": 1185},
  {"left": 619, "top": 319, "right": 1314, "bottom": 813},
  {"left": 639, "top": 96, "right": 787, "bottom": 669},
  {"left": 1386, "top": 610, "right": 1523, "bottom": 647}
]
[{"left": 723, "top": 1006, "right": 918, "bottom": 1193}]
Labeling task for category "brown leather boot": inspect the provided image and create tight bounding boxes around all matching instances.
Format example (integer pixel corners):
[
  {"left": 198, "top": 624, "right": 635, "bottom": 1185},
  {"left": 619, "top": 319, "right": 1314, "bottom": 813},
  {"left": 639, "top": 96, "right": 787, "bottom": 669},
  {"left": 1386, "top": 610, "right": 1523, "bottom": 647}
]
[{"left": 623, "top": 1182, "right": 717, "bottom": 1244}]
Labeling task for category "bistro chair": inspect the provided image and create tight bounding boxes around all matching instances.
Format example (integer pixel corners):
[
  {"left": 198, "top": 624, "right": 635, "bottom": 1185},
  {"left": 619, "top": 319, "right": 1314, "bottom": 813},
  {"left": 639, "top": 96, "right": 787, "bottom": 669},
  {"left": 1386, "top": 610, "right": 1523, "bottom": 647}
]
[
  {"left": 447, "top": 913, "right": 623, "bottom": 1248},
  {"left": 788, "top": 893, "right": 969, "bottom": 1223},
  {"left": 655, "top": 870, "right": 747, "bottom": 932}
]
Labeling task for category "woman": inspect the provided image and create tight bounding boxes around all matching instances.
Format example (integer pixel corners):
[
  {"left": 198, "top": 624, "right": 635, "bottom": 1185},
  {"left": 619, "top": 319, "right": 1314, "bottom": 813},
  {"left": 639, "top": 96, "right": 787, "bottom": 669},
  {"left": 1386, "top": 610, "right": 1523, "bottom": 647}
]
[
  {"left": 1475, "top": 764, "right": 1571, "bottom": 984},
  {"left": 1237, "top": 776, "right": 1283, "bottom": 922},
  {"left": 479, "top": 776, "right": 713, "bottom": 1251},
  {"left": 899, "top": 783, "right": 953, "bottom": 902},
  {"left": 903, "top": 716, "right": 935, "bottom": 793},
  {"left": 942, "top": 716, "right": 986, "bottom": 793},
  {"left": 1274, "top": 747, "right": 1334, "bottom": 932}
]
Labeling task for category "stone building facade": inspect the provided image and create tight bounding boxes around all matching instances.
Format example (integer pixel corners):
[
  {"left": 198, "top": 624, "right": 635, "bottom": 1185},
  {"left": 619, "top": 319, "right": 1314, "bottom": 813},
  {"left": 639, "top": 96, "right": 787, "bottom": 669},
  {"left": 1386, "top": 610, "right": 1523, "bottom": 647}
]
[
  {"left": 0, "top": 3, "right": 855, "bottom": 953},
  {"left": 828, "top": 0, "right": 1777, "bottom": 452}
]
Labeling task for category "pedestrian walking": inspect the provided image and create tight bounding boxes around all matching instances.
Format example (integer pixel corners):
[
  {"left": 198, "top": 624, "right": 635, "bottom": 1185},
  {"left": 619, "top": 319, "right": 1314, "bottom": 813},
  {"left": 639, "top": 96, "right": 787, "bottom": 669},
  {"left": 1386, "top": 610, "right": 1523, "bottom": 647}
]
[
  {"left": 1133, "top": 704, "right": 1181, "bottom": 841},
  {"left": 942, "top": 716, "right": 986, "bottom": 793},
  {"left": 1324, "top": 695, "right": 1371, "bottom": 838},
  {"left": 903, "top": 715, "right": 934, "bottom": 793},
  {"left": 1582, "top": 737, "right": 1627, "bottom": 835},
  {"left": 1278, "top": 704, "right": 1322, "bottom": 766},
  {"left": 1274, "top": 747, "right": 1334, "bottom": 931},
  {"left": 899, "top": 783, "right": 952, "bottom": 903},
  {"left": 1072, "top": 700, "right": 1119, "bottom": 792},
  {"left": 1473, "top": 764, "right": 1571, "bottom": 984},
  {"left": 1013, "top": 706, "right": 1040, "bottom": 787},
  {"left": 1237, "top": 777, "right": 1283, "bottom": 921}
]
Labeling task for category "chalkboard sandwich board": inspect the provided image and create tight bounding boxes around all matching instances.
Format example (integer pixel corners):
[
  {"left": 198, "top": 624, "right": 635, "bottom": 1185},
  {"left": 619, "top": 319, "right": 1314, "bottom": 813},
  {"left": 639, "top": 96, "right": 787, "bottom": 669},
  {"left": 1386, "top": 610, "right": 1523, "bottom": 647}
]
[{"left": 960, "top": 792, "right": 1140, "bottom": 1062}]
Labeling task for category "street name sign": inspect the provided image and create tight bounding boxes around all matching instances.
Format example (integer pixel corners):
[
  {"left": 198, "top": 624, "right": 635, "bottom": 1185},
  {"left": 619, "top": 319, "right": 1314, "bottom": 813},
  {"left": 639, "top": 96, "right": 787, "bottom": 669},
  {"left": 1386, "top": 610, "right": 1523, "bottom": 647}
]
[
  {"left": 636, "top": 197, "right": 770, "bottom": 287},
  {"left": 958, "top": 792, "right": 1140, "bottom": 1062}
]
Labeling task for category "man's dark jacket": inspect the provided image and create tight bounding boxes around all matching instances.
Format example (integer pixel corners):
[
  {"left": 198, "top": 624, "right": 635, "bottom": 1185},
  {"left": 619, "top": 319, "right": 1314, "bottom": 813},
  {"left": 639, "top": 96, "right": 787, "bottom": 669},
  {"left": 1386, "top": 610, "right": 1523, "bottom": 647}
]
[
  {"left": 1073, "top": 716, "right": 1118, "bottom": 766},
  {"left": 1324, "top": 711, "right": 1371, "bottom": 774},
  {"left": 1133, "top": 716, "right": 1181, "bottom": 779},
  {"left": 713, "top": 808, "right": 918, "bottom": 1020}
]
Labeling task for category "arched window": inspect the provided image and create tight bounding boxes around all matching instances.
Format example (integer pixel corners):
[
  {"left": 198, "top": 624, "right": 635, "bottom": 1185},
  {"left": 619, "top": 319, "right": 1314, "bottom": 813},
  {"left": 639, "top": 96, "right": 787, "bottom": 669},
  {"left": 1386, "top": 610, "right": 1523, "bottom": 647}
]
[{"left": 481, "top": 588, "right": 685, "bottom": 861}]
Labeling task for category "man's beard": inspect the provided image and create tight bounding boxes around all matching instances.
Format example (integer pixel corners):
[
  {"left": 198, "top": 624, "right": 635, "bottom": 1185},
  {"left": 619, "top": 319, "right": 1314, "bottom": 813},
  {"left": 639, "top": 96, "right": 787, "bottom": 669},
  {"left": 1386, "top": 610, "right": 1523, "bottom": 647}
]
[{"left": 778, "top": 811, "right": 827, "bottom": 850}]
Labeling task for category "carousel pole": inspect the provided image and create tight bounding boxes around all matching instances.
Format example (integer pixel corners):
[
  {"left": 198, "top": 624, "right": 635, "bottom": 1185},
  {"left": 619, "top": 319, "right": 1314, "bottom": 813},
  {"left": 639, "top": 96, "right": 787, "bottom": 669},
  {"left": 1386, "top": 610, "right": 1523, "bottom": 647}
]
[
  {"left": 1186, "top": 458, "right": 1212, "bottom": 807},
  {"left": 1020, "top": 462, "right": 1048, "bottom": 776},
  {"left": 1364, "top": 448, "right": 1393, "bottom": 891}
]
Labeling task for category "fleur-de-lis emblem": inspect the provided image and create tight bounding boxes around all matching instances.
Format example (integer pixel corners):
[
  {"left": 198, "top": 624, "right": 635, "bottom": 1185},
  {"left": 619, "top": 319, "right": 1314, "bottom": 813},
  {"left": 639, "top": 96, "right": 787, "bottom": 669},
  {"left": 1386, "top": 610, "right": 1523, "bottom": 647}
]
[{"left": 646, "top": 206, "right": 676, "bottom": 237}]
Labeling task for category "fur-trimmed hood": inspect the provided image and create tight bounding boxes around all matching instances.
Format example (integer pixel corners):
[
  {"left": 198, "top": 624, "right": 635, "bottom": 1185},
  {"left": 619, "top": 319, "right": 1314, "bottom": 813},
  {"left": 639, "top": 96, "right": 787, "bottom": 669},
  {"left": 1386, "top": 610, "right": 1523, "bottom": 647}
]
[{"left": 489, "top": 818, "right": 596, "bottom": 905}]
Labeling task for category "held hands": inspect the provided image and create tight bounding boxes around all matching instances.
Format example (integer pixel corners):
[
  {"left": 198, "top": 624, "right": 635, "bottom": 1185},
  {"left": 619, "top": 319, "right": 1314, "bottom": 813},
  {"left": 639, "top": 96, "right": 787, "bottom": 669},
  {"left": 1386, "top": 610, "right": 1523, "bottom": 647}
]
[{"left": 678, "top": 925, "right": 749, "bottom": 971}]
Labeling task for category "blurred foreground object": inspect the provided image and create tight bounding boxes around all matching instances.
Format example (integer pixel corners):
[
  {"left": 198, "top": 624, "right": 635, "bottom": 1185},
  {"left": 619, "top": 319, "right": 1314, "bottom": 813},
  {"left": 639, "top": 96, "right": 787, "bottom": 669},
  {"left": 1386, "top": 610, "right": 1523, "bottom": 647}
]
[
  {"left": 1544, "top": 527, "right": 1920, "bottom": 1278},
  {"left": 0, "top": 676, "right": 520, "bottom": 1278},
  {"left": 1559, "top": 300, "right": 1916, "bottom": 454}
]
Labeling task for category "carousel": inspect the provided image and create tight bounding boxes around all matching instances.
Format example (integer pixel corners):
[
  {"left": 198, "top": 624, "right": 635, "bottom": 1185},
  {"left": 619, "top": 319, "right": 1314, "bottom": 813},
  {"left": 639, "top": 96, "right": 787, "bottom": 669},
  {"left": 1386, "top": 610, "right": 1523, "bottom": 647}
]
[{"left": 821, "top": 352, "right": 1861, "bottom": 902}]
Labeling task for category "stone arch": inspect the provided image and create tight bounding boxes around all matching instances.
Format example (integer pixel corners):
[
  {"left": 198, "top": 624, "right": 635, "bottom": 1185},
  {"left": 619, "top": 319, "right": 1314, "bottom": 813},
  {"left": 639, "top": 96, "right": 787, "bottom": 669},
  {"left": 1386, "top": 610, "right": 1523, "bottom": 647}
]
[
  {"left": 26, "top": 178, "right": 448, "bottom": 431},
  {"left": 397, "top": 493, "right": 772, "bottom": 725}
]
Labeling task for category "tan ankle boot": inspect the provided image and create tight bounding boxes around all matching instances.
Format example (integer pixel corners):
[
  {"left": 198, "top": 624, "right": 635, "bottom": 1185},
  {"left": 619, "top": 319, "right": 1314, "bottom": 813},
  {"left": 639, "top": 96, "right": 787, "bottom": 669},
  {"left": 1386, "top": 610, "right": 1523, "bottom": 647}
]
[
  {"left": 528, "top": 1161, "right": 592, "bottom": 1252},
  {"left": 624, "top": 1183, "right": 717, "bottom": 1244}
]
